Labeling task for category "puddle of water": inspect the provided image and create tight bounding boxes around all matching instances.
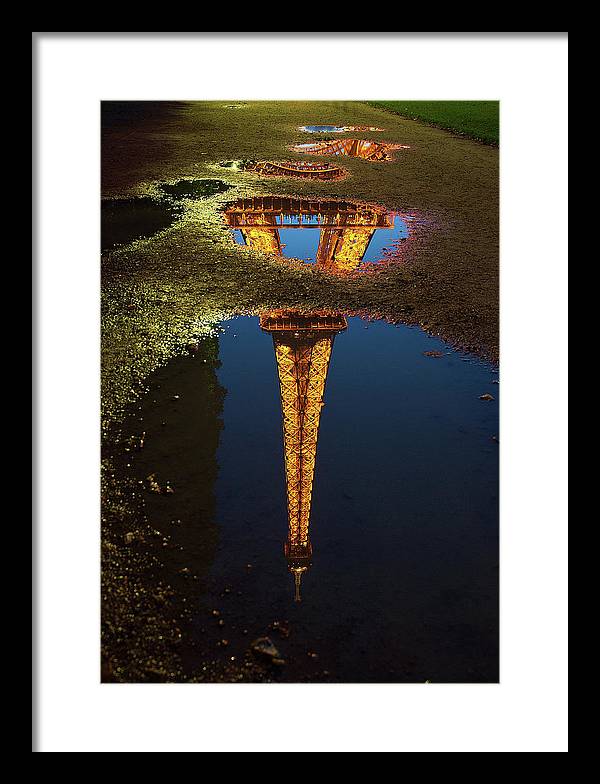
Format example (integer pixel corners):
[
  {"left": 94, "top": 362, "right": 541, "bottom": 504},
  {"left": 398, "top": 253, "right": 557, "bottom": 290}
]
[
  {"left": 133, "top": 315, "right": 499, "bottom": 682},
  {"left": 225, "top": 196, "right": 407, "bottom": 270},
  {"left": 245, "top": 160, "right": 346, "bottom": 181},
  {"left": 101, "top": 197, "right": 181, "bottom": 252},
  {"left": 159, "top": 179, "right": 232, "bottom": 200},
  {"left": 293, "top": 139, "right": 408, "bottom": 162},
  {"left": 102, "top": 181, "right": 233, "bottom": 251},
  {"left": 299, "top": 125, "right": 384, "bottom": 133}
]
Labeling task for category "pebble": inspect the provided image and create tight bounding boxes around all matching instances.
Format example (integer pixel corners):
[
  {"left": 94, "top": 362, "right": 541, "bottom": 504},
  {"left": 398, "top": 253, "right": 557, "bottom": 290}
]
[{"left": 250, "top": 636, "right": 285, "bottom": 665}]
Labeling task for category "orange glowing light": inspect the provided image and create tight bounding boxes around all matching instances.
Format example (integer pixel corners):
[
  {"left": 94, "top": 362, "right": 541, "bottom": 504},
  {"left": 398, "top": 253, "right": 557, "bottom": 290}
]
[
  {"left": 260, "top": 310, "right": 347, "bottom": 601},
  {"left": 292, "top": 138, "right": 407, "bottom": 162},
  {"left": 245, "top": 160, "right": 346, "bottom": 181},
  {"left": 225, "top": 197, "right": 395, "bottom": 273}
]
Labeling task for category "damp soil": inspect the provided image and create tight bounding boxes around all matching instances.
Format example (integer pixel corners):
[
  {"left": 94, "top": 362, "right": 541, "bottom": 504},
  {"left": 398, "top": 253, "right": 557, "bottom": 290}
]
[{"left": 159, "top": 179, "right": 232, "bottom": 200}]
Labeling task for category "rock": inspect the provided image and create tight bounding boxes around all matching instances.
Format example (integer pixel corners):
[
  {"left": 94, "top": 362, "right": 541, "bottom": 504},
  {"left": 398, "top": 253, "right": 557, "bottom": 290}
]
[{"left": 250, "top": 636, "right": 284, "bottom": 665}]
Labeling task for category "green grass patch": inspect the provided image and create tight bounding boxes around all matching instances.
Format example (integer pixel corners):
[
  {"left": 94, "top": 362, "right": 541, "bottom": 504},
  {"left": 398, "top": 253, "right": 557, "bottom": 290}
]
[{"left": 368, "top": 101, "right": 499, "bottom": 145}]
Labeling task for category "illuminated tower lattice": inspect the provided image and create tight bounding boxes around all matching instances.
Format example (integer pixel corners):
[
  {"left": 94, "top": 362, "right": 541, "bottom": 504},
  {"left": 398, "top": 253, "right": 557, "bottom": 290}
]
[
  {"left": 226, "top": 197, "right": 393, "bottom": 272},
  {"left": 246, "top": 160, "right": 345, "bottom": 181},
  {"left": 315, "top": 227, "right": 376, "bottom": 272},
  {"left": 260, "top": 310, "right": 347, "bottom": 600},
  {"left": 292, "top": 138, "right": 401, "bottom": 162}
]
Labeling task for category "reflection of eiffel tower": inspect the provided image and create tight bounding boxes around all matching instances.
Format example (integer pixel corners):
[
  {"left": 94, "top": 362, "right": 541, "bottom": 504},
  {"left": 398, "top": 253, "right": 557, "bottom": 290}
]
[
  {"left": 293, "top": 138, "right": 400, "bottom": 161},
  {"left": 260, "top": 310, "right": 347, "bottom": 600},
  {"left": 247, "top": 160, "right": 345, "bottom": 181},
  {"left": 226, "top": 197, "right": 393, "bottom": 272}
]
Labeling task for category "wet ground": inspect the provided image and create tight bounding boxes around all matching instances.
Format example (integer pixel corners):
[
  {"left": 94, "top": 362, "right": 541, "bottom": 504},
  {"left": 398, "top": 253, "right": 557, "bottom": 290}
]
[
  {"left": 101, "top": 198, "right": 181, "bottom": 252},
  {"left": 101, "top": 101, "right": 498, "bottom": 361},
  {"left": 113, "top": 316, "right": 498, "bottom": 682},
  {"left": 101, "top": 179, "right": 233, "bottom": 251}
]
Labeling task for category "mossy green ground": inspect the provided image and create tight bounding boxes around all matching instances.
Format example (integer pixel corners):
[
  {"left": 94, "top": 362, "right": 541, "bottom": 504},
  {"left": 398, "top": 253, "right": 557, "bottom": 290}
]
[
  {"left": 101, "top": 101, "right": 499, "bottom": 681},
  {"left": 368, "top": 101, "right": 499, "bottom": 145}
]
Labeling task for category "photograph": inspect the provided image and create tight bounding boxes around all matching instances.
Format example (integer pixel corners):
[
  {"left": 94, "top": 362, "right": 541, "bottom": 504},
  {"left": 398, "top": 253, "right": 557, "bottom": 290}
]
[
  {"left": 101, "top": 100, "right": 500, "bottom": 683},
  {"left": 34, "top": 32, "right": 568, "bottom": 752}
]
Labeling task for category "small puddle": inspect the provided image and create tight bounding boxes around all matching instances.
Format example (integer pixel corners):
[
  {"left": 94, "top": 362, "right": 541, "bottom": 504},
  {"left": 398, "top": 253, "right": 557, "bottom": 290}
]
[
  {"left": 101, "top": 197, "right": 181, "bottom": 252},
  {"left": 102, "top": 181, "right": 233, "bottom": 251},
  {"left": 225, "top": 196, "right": 408, "bottom": 271},
  {"left": 299, "top": 125, "right": 384, "bottom": 133},
  {"left": 159, "top": 179, "right": 232, "bottom": 200},
  {"left": 292, "top": 139, "right": 408, "bottom": 162},
  {"left": 127, "top": 314, "right": 499, "bottom": 682},
  {"left": 244, "top": 160, "right": 346, "bottom": 181}
]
